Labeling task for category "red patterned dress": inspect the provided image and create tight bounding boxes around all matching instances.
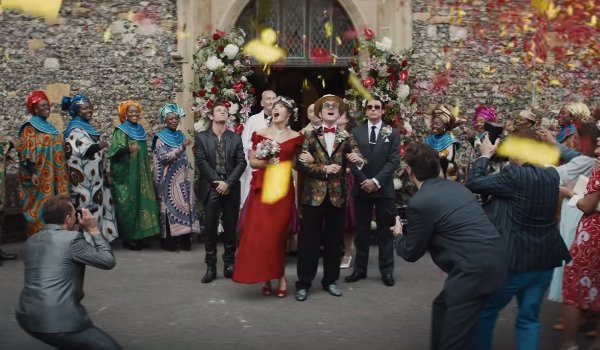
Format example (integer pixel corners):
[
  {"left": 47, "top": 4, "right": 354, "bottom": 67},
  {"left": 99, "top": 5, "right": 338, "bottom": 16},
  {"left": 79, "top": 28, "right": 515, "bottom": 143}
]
[
  {"left": 233, "top": 132, "right": 302, "bottom": 284},
  {"left": 563, "top": 168, "right": 600, "bottom": 310}
]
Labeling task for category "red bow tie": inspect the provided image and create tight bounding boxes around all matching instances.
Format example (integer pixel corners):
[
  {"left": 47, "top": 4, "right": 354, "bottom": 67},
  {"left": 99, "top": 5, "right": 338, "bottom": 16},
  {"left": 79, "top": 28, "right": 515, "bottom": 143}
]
[{"left": 323, "top": 127, "right": 336, "bottom": 133}]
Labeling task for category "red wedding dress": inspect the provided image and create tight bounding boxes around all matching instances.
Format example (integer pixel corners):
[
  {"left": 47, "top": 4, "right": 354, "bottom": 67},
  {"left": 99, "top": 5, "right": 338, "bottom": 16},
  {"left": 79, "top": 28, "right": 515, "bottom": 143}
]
[{"left": 233, "top": 132, "right": 303, "bottom": 284}]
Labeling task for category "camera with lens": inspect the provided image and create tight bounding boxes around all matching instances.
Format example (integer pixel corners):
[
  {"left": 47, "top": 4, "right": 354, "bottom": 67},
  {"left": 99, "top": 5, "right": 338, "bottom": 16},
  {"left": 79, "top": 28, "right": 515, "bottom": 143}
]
[
  {"left": 397, "top": 206, "right": 408, "bottom": 235},
  {"left": 70, "top": 192, "right": 99, "bottom": 217}
]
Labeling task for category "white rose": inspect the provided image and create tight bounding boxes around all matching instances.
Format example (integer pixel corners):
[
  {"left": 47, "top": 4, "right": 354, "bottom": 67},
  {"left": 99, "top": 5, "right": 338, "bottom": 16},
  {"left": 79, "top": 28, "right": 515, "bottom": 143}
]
[
  {"left": 403, "top": 120, "right": 413, "bottom": 136},
  {"left": 393, "top": 178, "right": 402, "bottom": 190},
  {"left": 223, "top": 44, "right": 239, "bottom": 59},
  {"left": 240, "top": 76, "right": 247, "bottom": 82},
  {"left": 375, "top": 36, "right": 393, "bottom": 52},
  {"left": 205, "top": 55, "right": 224, "bottom": 71},
  {"left": 397, "top": 84, "right": 410, "bottom": 100},
  {"left": 194, "top": 119, "right": 208, "bottom": 132},
  {"left": 228, "top": 103, "right": 239, "bottom": 115}
]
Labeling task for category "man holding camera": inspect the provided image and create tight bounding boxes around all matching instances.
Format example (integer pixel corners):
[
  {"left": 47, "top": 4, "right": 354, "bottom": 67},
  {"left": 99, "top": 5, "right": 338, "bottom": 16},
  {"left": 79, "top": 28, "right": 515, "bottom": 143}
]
[
  {"left": 16, "top": 195, "right": 120, "bottom": 350},
  {"left": 395, "top": 142, "right": 507, "bottom": 350}
]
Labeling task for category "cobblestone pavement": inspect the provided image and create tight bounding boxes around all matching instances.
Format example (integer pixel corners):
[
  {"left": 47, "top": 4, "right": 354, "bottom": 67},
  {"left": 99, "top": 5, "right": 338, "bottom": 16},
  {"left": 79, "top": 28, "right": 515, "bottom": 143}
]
[{"left": 0, "top": 240, "right": 593, "bottom": 350}]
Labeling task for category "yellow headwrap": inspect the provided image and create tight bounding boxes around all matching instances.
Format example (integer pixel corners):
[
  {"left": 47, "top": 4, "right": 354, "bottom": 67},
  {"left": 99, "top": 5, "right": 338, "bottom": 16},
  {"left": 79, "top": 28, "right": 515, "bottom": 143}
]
[
  {"left": 118, "top": 100, "right": 142, "bottom": 123},
  {"left": 565, "top": 102, "right": 592, "bottom": 122},
  {"left": 431, "top": 104, "right": 455, "bottom": 128}
]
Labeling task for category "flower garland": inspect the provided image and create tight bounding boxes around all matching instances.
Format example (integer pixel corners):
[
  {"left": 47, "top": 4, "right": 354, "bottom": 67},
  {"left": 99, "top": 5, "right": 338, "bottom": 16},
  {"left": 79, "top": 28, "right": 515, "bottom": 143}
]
[
  {"left": 345, "top": 29, "right": 421, "bottom": 139},
  {"left": 191, "top": 28, "right": 255, "bottom": 133}
]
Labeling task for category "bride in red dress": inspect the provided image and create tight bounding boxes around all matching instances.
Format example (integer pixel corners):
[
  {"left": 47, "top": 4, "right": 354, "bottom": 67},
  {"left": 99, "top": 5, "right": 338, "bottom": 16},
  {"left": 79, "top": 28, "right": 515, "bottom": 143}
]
[{"left": 233, "top": 96, "right": 303, "bottom": 297}]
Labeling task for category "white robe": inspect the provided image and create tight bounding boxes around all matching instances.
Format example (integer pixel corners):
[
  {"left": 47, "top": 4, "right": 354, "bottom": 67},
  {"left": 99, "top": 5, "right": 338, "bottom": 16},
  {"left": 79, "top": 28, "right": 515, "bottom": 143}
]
[{"left": 240, "top": 110, "right": 269, "bottom": 207}]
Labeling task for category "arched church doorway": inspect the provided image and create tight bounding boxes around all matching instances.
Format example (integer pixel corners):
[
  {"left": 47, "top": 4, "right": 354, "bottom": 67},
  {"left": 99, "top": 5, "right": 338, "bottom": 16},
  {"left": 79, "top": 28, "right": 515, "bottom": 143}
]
[{"left": 235, "top": 0, "right": 358, "bottom": 130}]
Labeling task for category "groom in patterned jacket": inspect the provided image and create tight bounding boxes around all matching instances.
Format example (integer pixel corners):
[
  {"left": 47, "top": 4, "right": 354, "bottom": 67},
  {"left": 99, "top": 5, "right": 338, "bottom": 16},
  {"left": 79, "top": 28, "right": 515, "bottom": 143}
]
[{"left": 294, "top": 94, "right": 365, "bottom": 301}]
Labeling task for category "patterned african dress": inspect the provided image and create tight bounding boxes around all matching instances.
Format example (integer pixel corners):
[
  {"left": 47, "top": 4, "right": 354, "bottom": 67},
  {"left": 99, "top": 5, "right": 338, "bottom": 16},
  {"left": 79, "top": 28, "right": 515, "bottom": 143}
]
[
  {"left": 0, "top": 140, "right": 10, "bottom": 210},
  {"left": 151, "top": 130, "right": 200, "bottom": 238},
  {"left": 64, "top": 126, "right": 119, "bottom": 242},
  {"left": 107, "top": 125, "right": 159, "bottom": 241},
  {"left": 18, "top": 117, "right": 69, "bottom": 235}
]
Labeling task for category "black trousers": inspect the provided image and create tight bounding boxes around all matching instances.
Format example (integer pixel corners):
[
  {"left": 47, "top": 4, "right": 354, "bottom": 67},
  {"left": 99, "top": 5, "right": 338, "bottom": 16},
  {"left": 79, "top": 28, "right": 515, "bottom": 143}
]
[
  {"left": 29, "top": 325, "right": 120, "bottom": 350},
  {"left": 296, "top": 196, "right": 345, "bottom": 290},
  {"left": 353, "top": 196, "right": 395, "bottom": 276},
  {"left": 431, "top": 289, "right": 490, "bottom": 350},
  {"left": 203, "top": 186, "right": 240, "bottom": 265}
]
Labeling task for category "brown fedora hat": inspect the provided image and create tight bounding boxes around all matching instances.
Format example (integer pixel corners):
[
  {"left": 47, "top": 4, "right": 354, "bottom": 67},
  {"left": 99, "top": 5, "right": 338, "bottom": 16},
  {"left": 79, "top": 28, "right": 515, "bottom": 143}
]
[{"left": 314, "top": 94, "right": 347, "bottom": 116}]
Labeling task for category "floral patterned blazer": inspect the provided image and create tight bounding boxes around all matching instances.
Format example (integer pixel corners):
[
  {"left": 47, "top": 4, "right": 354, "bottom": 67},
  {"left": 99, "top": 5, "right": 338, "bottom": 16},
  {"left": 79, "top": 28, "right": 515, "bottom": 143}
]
[{"left": 295, "top": 127, "right": 365, "bottom": 208}]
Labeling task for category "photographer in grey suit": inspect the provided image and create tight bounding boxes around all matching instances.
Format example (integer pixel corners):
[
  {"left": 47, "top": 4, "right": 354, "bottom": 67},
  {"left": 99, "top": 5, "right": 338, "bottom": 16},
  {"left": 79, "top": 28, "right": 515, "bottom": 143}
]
[{"left": 16, "top": 195, "right": 119, "bottom": 350}]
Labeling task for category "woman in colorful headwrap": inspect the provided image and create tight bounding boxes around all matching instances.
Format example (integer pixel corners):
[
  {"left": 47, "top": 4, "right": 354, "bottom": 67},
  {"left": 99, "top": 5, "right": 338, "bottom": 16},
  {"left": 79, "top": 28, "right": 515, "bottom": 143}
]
[
  {"left": 151, "top": 103, "right": 199, "bottom": 251},
  {"left": 556, "top": 102, "right": 591, "bottom": 146},
  {"left": 62, "top": 94, "right": 118, "bottom": 242},
  {"left": 18, "top": 90, "right": 69, "bottom": 235},
  {"left": 424, "top": 104, "right": 461, "bottom": 179},
  {"left": 107, "top": 100, "right": 159, "bottom": 250}
]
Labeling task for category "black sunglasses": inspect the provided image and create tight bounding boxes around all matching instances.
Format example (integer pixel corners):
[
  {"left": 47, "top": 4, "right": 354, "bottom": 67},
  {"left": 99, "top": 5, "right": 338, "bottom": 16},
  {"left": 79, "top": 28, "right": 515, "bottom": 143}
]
[{"left": 365, "top": 105, "right": 382, "bottom": 110}]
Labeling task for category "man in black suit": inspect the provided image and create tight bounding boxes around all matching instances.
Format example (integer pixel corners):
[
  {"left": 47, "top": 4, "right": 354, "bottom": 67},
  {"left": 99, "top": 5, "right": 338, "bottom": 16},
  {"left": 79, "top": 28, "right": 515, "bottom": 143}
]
[
  {"left": 195, "top": 103, "right": 246, "bottom": 283},
  {"left": 465, "top": 129, "right": 570, "bottom": 350},
  {"left": 345, "top": 98, "right": 400, "bottom": 286},
  {"left": 396, "top": 143, "right": 507, "bottom": 350}
]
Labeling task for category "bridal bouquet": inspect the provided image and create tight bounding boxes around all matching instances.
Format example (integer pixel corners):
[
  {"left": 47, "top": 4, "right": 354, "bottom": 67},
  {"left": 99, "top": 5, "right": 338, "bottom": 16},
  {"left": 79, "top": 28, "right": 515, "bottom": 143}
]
[{"left": 255, "top": 139, "right": 281, "bottom": 161}]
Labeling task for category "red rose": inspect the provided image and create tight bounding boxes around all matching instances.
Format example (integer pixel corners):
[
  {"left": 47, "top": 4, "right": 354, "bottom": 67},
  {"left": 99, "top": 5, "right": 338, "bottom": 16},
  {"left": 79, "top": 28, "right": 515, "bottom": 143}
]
[
  {"left": 233, "top": 82, "right": 244, "bottom": 92},
  {"left": 206, "top": 100, "right": 214, "bottom": 109},
  {"left": 216, "top": 30, "right": 227, "bottom": 37},
  {"left": 399, "top": 143, "right": 406, "bottom": 157},
  {"left": 218, "top": 46, "right": 224, "bottom": 52},
  {"left": 364, "top": 27, "right": 375, "bottom": 39},
  {"left": 222, "top": 100, "right": 231, "bottom": 108},
  {"left": 399, "top": 70, "right": 409, "bottom": 81},
  {"left": 401, "top": 60, "right": 408, "bottom": 67},
  {"left": 198, "top": 90, "right": 206, "bottom": 97},
  {"left": 212, "top": 33, "right": 220, "bottom": 40},
  {"left": 233, "top": 123, "right": 244, "bottom": 135},
  {"left": 362, "top": 76, "right": 375, "bottom": 88},
  {"left": 213, "top": 76, "right": 220, "bottom": 83},
  {"left": 250, "top": 87, "right": 256, "bottom": 94},
  {"left": 411, "top": 95, "right": 418, "bottom": 104},
  {"left": 211, "top": 86, "right": 218, "bottom": 93}
]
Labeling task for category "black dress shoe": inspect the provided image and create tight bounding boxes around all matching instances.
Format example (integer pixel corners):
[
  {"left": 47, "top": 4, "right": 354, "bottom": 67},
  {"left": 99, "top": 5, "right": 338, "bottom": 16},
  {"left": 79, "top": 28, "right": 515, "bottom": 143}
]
[
  {"left": 323, "top": 284, "right": 342, "bottom": 297},
  {"left": 202, "top": 265, "right": 217, "bottom": 283},
  {"left": 344, "top": 272, "right": 367, "bottom": 283},
  {"left": 295, "top": 289, "right": 308, "bottom": 301},
  {"left": 0, "top": 249, "right": 17, "bottom": 261},
  {"left": 223, "top": 265, "right": 234, "bottom": 279},
  {"left": 382, "top": 274, "right": 395, "bottom": 287}
]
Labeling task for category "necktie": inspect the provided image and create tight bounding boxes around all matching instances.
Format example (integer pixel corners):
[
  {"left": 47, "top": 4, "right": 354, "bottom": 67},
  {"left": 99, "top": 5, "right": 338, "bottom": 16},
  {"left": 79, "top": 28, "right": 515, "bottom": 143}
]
[
  {"left": 324, "top": 127, "right": 336, "bottom": 133},
  {"left": 370, "top": 126, "right": 377, "bottom": 144}
]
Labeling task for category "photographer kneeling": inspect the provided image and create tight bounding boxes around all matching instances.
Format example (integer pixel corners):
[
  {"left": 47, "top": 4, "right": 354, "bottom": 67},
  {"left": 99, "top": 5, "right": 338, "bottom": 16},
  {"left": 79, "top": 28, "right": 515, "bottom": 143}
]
[{"left": 16, "top": 195, "right": 120, "bottom": 350}]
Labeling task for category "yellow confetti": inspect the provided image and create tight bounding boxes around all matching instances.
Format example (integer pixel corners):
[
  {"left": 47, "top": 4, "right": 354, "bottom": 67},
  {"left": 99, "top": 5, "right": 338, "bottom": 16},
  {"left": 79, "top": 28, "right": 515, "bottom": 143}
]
[
  {"left": 451, "top": 98, "right": 460, "bottom": 118},
  {"left": 261, "top": 161, "right": 292, "bottom": 204},
  {"left": 336, "top": 36, "right": 342, "bottom": 46},
  {"left": 510, "top": 56, "right": 520, "bottom": 63},
  {"left": 445, "top": 61, "right": 452, "bottom": 70},
  {"left": 103, "top": 27, "right": 112, "bottom": 42},
  {"left": 0, "top": 0, "right": 62, "bottom": 21},
  {"left": 243, "top": 28, "right": 286, "bottom": 64},
  {"left": 497, "top": 136, "right": 560, "bottom": 166},
  {"left": 586, "top": 15, "right": 597, "bottom": 27},
  {"left": 567, "top": 5, "right": 573, "bottom": 16},
  {"left": 348, "top": 73, "right": 373, "bottom": 101},
  {"left": 546, "top": 3, "right": 560, "bottom": 19},
  {"left": 549, "top": 79, "right": 562, "bottom": 86},
  {"left": 126, "top": 10, "right": 135, "bottom": 22},
  {"left": 302, "top": 78, "right": 309, "bottom": 90},
  {"left": 482, "top": 66, "right": 497, "bottom": 74},
  {"left": 531, "top": 0, "right": 550, "bottom": 13},
  {"left": 324, "top": 22, "right": 333, "bottom": 38},
  {"left": 176, "top": 30, "right": 190, "bottom": 40}
]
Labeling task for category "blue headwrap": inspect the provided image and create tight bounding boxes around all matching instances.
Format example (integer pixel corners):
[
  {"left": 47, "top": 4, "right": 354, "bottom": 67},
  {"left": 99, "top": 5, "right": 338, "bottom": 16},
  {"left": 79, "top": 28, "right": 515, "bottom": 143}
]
[
  {"left": 61, "top": 95, "right": 101, "bottom": 139},
  {"left": 117, "top": 120, "right": 147, "bottom": 141},
  {"left": 159, "top": 103, "right": 186, "bottom": 123}
]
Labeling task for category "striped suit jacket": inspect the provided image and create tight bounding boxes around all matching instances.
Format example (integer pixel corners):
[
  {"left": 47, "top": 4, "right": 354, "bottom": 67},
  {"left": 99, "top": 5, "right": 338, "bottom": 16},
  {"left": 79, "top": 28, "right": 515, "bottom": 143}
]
[
  {"left": 16, "top": 224, "right": 115, "bottom": 333},
  {"left": 465, "top": 157, "right": 571, "bottom": 272}
]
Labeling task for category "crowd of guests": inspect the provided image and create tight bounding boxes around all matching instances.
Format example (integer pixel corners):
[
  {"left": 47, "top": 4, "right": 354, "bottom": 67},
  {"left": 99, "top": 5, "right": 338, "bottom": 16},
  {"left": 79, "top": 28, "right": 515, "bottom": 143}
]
[{"left": 4, "top": 87, "right": 600, "bottom": 350}]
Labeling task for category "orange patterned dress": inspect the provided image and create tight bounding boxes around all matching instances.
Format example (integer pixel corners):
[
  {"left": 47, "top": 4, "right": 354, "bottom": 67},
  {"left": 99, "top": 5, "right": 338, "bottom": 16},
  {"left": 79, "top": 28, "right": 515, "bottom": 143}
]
[{"left": 18, "top": 124, "right": 69, "bottom": 235}]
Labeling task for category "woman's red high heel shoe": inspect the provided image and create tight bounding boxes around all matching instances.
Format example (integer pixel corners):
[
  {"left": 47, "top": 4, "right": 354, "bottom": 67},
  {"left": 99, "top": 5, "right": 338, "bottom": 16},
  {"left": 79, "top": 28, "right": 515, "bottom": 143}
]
[
  {"left": 276, "top": 288, "right": 288, "bottom": 298},
  {"left": 262, "top": 283, "right": 273, "bottom": 296}
]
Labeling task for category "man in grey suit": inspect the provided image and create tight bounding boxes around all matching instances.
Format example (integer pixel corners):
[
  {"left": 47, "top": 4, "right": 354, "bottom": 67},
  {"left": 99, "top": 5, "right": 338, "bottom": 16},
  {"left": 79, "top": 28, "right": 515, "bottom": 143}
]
[
  {"left": 16, "top": 195, "right": 119, "bottom": 350},
  {"left": 396, "top": 143, "right": 507, "bottom": 350},
  {"left": 195, "top": 102, "right": 247, "bottom": 283},
  {"left": 345, "top": 98, "right": 401, "bottom": 286}
]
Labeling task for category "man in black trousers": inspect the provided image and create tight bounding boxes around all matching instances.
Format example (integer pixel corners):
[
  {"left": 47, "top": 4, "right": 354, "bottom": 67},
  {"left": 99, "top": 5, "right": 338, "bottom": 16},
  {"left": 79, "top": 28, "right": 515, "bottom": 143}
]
[
  {"left": 396, "top": 143, "right": 507, "bottom": 350},
  {"left": 195, "top": 103, "right": 246, "bottom": 283},
  {"left": 345, "top": 98, "right": 400, "bottom": 286}
]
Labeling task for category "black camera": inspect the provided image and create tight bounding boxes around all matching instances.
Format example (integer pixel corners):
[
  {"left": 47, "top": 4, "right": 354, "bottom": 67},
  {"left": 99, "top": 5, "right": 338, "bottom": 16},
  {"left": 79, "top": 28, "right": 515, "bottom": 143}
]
[
  {"left": 398, "top": 206, "right": 408, "bottom": 234},
  {"left": 70, "top": 192, "right": 99, "bottom": 217}
]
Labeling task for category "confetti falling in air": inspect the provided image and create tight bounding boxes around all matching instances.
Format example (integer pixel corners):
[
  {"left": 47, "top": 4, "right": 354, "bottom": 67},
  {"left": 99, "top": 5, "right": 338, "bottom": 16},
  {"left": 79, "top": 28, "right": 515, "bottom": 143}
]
[
  {"left": 243, "top": 28, "right": 286, "bottom": 64},
  {"left": 103, "top": 27, "right": 112, "bottom": 42},
  {"left": 324, "top": 22, "right": 333, "bottom": 38},
  {"left": 348, "top": 73, "right": 373, "bottom": 101},
  {"left": 497, "top": 136, "right": 560, "bottom": 166},
  {"left": 0, "top": 0, "right": 62, "bottom": 21}
]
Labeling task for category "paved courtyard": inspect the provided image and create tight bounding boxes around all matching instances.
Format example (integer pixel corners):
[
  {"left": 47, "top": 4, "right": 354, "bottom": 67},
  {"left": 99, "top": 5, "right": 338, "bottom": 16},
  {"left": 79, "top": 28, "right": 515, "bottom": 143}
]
[{"left": 0, "top": 240, "right": 594, "bottom": 349}]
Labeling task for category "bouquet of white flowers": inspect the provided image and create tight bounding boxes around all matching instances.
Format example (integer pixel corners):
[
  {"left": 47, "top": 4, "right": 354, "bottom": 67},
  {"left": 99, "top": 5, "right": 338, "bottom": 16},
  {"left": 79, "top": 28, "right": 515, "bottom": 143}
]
[{"left": 255, "top": 139, "right": 281, "bottom": 161}]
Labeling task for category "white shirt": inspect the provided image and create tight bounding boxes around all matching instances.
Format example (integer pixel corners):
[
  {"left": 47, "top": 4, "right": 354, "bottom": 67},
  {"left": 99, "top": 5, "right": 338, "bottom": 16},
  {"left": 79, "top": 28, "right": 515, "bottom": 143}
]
[
  {"left": 323, "top": 125, "right": 336, "bottom": 156},
  {"left": 241, "top": 110, "right": 270, "bottom": 153},
  {"left": 367, "top": 120, "right": 383, "bottom": 143}
]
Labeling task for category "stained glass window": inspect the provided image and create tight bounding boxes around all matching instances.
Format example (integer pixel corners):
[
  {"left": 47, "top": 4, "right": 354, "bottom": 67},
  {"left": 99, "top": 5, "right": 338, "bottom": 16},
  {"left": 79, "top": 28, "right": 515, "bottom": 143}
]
[{"left": 235, "top": 0, "right": 357, "bottom": 66}]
